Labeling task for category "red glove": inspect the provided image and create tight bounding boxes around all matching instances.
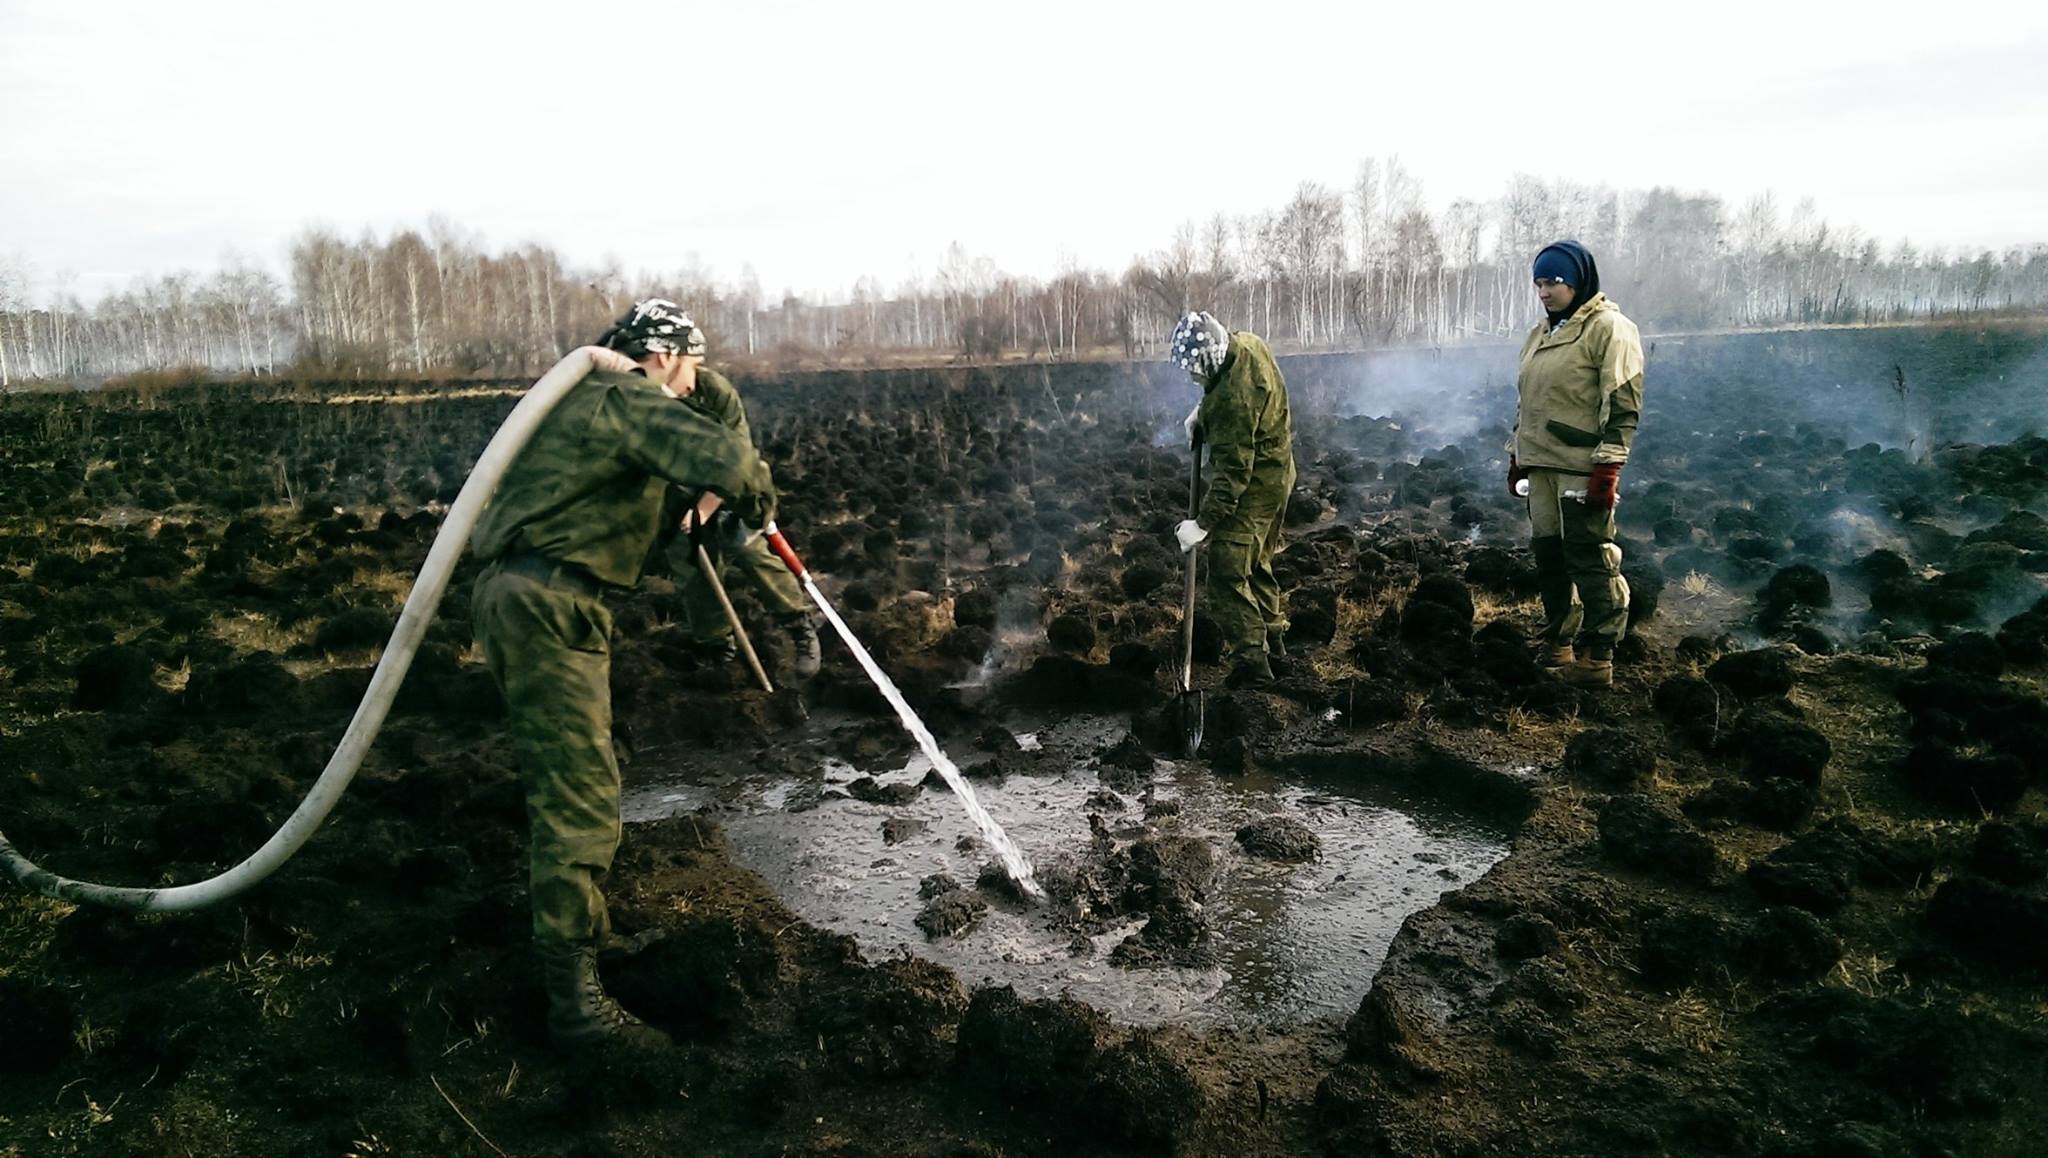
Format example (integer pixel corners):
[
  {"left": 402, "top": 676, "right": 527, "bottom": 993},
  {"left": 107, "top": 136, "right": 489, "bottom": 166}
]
[
  {"left": 1508, "top": 454, "right": 1529, "bottom": 498},
  {"left": 1585, "top": 463, "right": 1622, "bottom": 511}
]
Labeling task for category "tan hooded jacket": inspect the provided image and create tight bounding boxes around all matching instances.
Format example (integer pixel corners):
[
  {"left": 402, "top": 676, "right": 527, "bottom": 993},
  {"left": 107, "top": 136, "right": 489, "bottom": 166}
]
[{"left": 1512, "top": 293, "right": 1645, "bottom": 472}]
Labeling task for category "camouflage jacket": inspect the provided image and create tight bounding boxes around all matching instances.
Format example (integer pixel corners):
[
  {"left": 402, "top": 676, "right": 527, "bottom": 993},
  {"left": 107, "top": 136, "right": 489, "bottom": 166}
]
[
  {"left": 683, "top": 368, "right": 750, "bottom": 441},
  {"left": 471, "top": 369, "right": 771, "bottom": 587},
  {"left": 1195, "top": 331, "right": 1294, "bottom": 530}
]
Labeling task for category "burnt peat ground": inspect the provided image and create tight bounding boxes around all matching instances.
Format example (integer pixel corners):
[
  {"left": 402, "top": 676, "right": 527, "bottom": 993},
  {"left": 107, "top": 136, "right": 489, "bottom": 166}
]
[{"left": 4, "top": 321, "right": 2048, "bottom": 1155}]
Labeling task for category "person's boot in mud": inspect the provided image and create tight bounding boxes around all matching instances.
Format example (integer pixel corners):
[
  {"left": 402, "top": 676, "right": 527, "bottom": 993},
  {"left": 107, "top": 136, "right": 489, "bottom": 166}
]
[
  {"left": 681, "top": 635, "right": 740, "bottom": 667},
  {"left": 598, "top": 926, "right": 669, "bottom": 961},
  {"left": 783, "top": 613, "right": 822, "bottom": 679},
  {"left": 1562, "top": 645, "right": 1615, "bottom": 688},
  {"left": 1226, "top": 646, "right": 1277, "bottom": 690},
  {"left": 541, "top": 942, "right": 671, "bottom": 1055}
]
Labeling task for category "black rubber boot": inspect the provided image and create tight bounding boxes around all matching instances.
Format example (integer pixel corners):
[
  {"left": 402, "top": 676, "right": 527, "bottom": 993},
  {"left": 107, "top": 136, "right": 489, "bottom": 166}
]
[
  {"left": 540, "top": 944, "right": 670, "bottom": 1055},
  {"left": 685, "top": 636, "right": 739, "bottom": 666},
  {"left": 784, "top": 616, "right": 821, "bottom": 679},
  {"left": 1225, "top": 649, "right": 1276, "bottom": 690},
  {"left": 597, "top": 926, "right": 669, "bottom": 962}
]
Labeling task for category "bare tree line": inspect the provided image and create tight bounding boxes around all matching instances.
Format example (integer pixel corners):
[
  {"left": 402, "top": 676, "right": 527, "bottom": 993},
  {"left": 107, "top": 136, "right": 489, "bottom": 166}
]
[{"left": 4, "top": 159, "right": 2047, "bottom": 387}]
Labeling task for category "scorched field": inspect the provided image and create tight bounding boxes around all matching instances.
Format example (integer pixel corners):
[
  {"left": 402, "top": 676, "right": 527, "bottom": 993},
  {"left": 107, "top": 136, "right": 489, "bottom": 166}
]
[{"left": 4, "top": 322, "right": 2048, "bottom": 1156}]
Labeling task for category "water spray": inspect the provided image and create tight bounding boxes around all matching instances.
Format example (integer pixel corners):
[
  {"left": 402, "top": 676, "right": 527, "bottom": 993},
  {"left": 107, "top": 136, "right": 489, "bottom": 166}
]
[{"left": 763, "top": 525, "right": 1045, "bottom": 901}]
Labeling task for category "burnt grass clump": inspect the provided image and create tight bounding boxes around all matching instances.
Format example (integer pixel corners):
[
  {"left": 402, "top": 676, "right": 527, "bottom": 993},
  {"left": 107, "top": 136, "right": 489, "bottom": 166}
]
[{"left": 7, "top": 326, "right": 2048, "bottom": 1154}]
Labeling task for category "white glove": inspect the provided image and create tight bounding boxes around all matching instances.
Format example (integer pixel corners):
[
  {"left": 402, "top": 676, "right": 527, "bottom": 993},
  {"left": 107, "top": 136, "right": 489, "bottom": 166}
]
[
  {"left": 1175, "top": 519, "right": 1208, "bottom": 553},
  {"left": 1183, "top": 406, "right": 1201, "bottom": 440}
]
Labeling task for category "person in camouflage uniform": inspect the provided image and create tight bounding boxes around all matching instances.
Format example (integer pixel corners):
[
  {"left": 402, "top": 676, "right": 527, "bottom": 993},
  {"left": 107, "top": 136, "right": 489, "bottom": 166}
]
[
  {"left": 1508, "top": 241, "right": 1645, "bottom": 689},
  {"left": 655, "top": 327, "right": 821, "bottom": 679},
  {"left": 469, "top": 298, "right": 776, "bottom": 1054},
  {"left": 1167, "top": 311, "right": 1296, "bottom": 690}
]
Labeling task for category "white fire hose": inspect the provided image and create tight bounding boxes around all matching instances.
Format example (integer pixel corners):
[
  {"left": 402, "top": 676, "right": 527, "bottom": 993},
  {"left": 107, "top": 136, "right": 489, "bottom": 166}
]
[{"left": 0, "top": 347, "right": 637, "bottom": 912}]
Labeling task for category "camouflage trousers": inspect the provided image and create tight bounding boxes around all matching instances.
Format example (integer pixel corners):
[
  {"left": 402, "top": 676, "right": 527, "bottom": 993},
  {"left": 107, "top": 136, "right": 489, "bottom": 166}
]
[
  {"left": 1525, "top": 467, "right": 1631, "bottom": 657},
  {"left": 666, "top": 533, "right": 809, "bottom": 643},
  {"left": 1203, "top": 460, "right": 1297, "bottom": 656},
  {"left": 472, "top": 562, "right": 621, "bottom": 949}
]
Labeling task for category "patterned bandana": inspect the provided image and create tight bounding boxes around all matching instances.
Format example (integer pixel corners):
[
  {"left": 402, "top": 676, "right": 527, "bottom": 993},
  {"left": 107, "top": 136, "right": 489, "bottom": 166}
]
[
  {"left": 602, "top": 298, "right": 706, "bottom": 357},
  {"left": 1167, "top": 311, "right": 1230, "bottom": 378}
]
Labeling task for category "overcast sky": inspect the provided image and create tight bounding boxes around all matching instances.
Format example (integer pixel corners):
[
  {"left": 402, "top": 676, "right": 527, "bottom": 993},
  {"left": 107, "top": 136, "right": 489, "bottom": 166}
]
[{"left": 4, "top": 0, "right": 2046, "bottom": 303}]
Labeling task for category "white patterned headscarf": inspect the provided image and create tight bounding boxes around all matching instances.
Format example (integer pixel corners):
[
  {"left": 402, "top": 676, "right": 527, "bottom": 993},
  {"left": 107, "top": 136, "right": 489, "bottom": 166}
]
[
  {"left": 1167, "top": 311, "right": 1230, "bottom": 379},
  {"left": 600, "top": 298, "right": 706, "bottom": 357}
]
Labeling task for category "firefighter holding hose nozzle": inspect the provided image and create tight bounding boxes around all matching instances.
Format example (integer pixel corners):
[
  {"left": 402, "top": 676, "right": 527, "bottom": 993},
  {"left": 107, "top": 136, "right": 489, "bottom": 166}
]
[
  {"left": 1168, "top": 311, "right": 1296, "bottom": 691},
  {"left": 1509, "top": 241, "right": 1645, "bottom": 689},
  {"left": 469, "top": 298, "right": 777, "bottom": 1056}
]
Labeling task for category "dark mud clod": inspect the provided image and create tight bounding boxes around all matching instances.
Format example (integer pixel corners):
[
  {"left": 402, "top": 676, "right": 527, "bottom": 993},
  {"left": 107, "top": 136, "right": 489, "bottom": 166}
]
[
  {"left": 0, "top": 976, "right": 77, "bottom": 1075},
  {"left": 1234, "top": 815, "right": 1321, "bottom": 862},
  {"left": 956, "top": 986, "right": 1110, "bottom": 1094},
  {"left": 1494, "top": 913, "right": 1560, "bottom": 961},
  {"left": 915, "top": 890, "right": 988, "bottom": 938},
  {"left": 1638, "top": 905, "right": 1744, "bottom": 989},
  {"left": 1561, "top": 726, "right": 1658, "bottom": 790},
  {"left": 845, "top": 775, "right": 921, "bottom": 805},
  {"left": 1743, "top": 906, "right": 1842, "bottom": 982},
  {"left": 881, "top": 816, "right": 927, "bottom": 844},
  {"left": 1597, "top": 794, "right": 1717, "bottom": 884},
  {"left": 1970, "top": 819, "right": 2048, "bottom": 886},
  {"left": 607, "top": 915, "right": 772, "bottom": 1036},
  {"left": 1704, "top": 648, "right": 1796, "bottom": 699},
  {"left": 975, "top": 861, "right": 1029, "bottom": 902},
  {"left": 1926, "top": 876, "right": 2048, "bottom": 973}
]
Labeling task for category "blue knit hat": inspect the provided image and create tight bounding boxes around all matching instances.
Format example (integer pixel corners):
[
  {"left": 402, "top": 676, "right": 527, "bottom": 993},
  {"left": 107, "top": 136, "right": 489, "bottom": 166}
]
[
  {"left": 1532, "top": 241, "right": 1599, "bottom": 295},
  {"left": 1533, "top": 248, "right": 1578, "bottom": 286}
]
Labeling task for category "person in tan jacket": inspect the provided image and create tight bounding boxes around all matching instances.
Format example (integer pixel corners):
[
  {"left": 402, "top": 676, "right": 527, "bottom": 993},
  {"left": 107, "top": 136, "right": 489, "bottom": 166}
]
[{"left": 1507, "top": 241, "right": 1645, "bottom": 688}]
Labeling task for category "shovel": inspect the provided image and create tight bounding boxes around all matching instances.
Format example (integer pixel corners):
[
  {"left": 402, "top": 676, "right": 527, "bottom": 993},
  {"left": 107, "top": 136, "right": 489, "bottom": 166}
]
[
  {"left": 693, "top": 540, "right": 776, "bottom": 695},
  {"left": 1177, "top": 431, "right": 1205, "bottom": 758}
]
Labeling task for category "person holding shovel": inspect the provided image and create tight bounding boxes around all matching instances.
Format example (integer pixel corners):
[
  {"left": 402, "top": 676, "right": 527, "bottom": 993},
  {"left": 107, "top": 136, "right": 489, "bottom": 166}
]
[
  {"left": 1508, "top": 240, "right": 1645, "bottom": 689},
  {"left": 469, "top": 297, "right": 777, "bottom": 1056},
  {"left": 654, "top": 321, "right": 822, "bottom": 680},
  {"left": 1168, "top": 311, "right": 1296, "bottom": 690}
]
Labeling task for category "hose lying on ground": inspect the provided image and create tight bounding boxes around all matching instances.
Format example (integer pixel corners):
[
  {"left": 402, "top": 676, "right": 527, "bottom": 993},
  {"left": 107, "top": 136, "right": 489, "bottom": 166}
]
[{"left": 0, "top": 347, "right": 633, "bottom": 912}]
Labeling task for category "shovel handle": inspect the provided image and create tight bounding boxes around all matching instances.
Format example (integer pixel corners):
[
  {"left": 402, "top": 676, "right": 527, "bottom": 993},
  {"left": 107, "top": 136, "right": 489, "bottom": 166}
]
[
  {"left": 1180, "top": 432, "right": 1202, "bottom": 691},
  {"left": 696, "top": 543, "right": 776, "bottom": 695}
]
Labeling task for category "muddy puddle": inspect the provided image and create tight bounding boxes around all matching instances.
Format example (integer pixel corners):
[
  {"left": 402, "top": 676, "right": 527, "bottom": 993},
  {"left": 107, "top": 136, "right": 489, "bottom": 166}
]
[{"left": 624, "top": 712, "right": 1511, "bottom": 1030}]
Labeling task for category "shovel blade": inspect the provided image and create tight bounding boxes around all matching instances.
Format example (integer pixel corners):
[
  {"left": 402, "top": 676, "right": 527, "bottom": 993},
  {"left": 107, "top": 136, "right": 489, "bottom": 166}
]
[{"left": 1177, "top": 690, "right": 1204, "bottom": 758}]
